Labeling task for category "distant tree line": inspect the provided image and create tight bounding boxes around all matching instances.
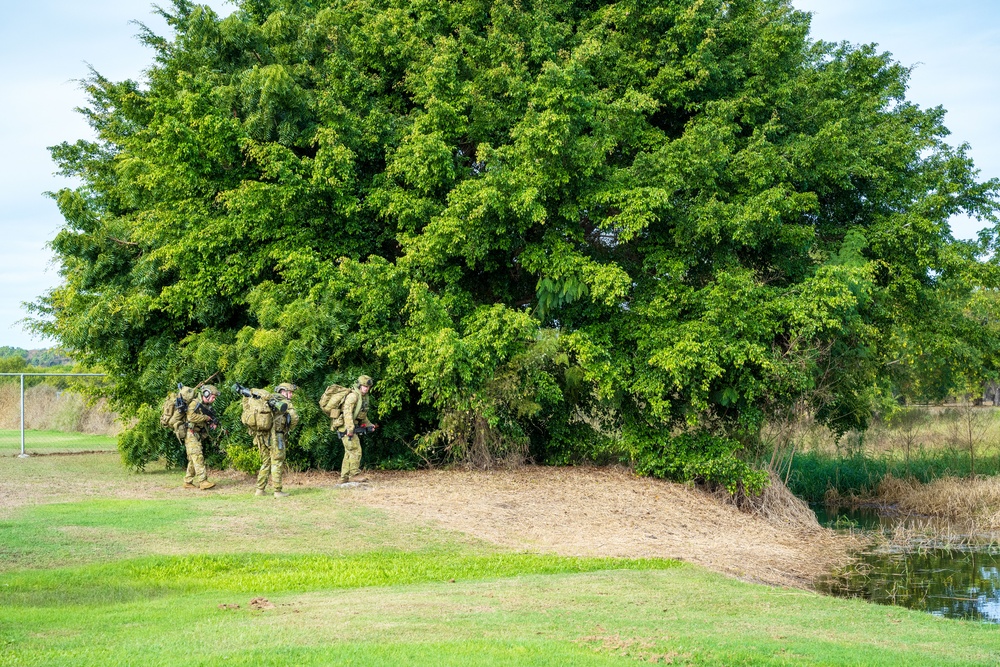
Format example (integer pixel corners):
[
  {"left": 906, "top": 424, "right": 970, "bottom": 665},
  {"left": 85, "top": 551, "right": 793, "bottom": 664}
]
[{"left": 0, "top": 347, "right": 74, "bottom": 369}]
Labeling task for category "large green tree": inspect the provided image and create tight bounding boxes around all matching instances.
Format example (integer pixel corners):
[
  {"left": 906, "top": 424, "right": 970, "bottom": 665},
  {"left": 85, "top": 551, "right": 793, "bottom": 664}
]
[{"left": 35, "top": 0, "right": 999, "bottom": 489}]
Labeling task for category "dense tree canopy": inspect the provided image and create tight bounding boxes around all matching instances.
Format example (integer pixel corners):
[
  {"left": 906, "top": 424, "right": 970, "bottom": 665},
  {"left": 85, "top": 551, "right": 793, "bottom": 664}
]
[{"left": 36, "top": 0, "right": 999, "bottom": 489}]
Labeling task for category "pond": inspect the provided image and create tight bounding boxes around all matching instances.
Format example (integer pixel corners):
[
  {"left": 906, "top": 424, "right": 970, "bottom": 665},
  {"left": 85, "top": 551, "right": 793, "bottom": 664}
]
[{"left": 815, "top": 507, "right": 1000, "bottom": 623}]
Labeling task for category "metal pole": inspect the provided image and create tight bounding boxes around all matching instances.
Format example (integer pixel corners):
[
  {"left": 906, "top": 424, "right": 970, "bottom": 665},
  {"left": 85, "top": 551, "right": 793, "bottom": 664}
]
[
  {"left": 18, "top": 374, "right": 27, "bottom": 458},
  {"left": 1, "top": 373, "right": 107, "bottom": 459}
]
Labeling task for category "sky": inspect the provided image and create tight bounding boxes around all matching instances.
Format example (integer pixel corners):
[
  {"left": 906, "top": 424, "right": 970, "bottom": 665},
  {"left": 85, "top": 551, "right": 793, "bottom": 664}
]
[{"left": 0, "top": 1, "right": 996, "bottom": 349}]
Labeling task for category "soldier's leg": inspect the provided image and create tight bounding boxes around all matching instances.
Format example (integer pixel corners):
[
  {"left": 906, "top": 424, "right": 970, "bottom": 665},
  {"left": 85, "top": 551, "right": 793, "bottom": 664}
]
[
  {"left": 271, "top": 432, "right": 286, "bottom": 492},
  {"left": 255, "top": 431, "right": 271, "bottom": 491},
  {"left": 184, "top": 430, "right": 208, "bottom": 484},
  {"left": 183, "top": 428, "right": 196, "bottom": 485},
  {"left": 340, "top": 435, "right": 362, "bottom": 481}
]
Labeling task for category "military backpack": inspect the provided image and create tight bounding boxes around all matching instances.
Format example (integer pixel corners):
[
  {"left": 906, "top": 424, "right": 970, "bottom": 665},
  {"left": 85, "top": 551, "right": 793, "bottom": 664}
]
[
  {"left": 240, "top": 388, "right": 274, "bottom": 433},
  {"left": 160, "top": 386, "right": 197, "bottom": 430},
  {"left": 319, "top": 384, "right": 354, "bottom": 421}
]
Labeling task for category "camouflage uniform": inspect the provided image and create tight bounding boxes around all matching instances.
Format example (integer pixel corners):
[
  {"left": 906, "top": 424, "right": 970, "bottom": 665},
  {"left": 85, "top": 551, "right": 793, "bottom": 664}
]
[
  {"left": 184, "top": 385, "right": 219, "bottom": 489},
  {"left": 257, "top": 383, "right": 299, "bottom": 494},
  {"left": 340, "top": 376, "right": 372, "bottom": 482}
]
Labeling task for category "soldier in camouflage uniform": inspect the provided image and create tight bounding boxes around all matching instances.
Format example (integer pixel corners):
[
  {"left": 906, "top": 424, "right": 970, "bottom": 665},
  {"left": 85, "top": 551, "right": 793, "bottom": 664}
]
[
  {"left": 256, "top": 382, "right": 299, "bottom": 498},
  {"left": 340, "top": 375, "right": 374, "bottom": 483},
  {"left": 183, "top": 385, "right": 220, "bottom": 490}
]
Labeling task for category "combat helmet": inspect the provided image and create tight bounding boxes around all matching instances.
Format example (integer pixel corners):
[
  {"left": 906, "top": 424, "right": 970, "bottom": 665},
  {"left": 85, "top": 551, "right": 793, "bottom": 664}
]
[
  {"left": 275, "top": 382, "right": 298, "bottom": 394},
  {"left": 356, "top": 375, "right": 374, "bottom": 388},
  {"left": 200, "top": 384, "right": 220, "bottom": 399}
]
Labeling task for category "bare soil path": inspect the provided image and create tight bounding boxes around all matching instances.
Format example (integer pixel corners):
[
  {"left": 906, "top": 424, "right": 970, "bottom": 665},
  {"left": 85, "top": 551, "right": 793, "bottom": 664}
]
[{"left": 326, "top": 466, "right": 856, "bottom": 589}]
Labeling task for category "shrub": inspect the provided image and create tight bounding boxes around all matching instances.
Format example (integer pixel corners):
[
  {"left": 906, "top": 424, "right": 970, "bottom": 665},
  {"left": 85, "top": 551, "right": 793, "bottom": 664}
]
[{"left": 632, "top": 431, "right": 769, "bottom": 496}]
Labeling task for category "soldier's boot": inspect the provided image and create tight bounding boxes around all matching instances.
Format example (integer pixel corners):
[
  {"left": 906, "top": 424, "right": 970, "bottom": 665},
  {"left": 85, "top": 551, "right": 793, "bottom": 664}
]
[
  {"left": 183, "top": 482, "right": 198, "bottom": 489},
  {"left": 199, "top": 481, "right": 216, "bottom": 490},
  {"left": 274, "top": 491, "right": 289, "bottom": 498},
  {"left": 351, "top": 475, "right": 369, "bottom": 483},
  {"left": 254, "top": 489, "right": 266, "bottom": 497}
]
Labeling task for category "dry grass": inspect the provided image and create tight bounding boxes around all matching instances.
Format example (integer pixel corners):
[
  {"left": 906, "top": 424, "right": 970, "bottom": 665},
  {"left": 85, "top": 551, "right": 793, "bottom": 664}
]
[
  {"left": 875, "top": 474, "right": 1000, "bottom": 530},
  {"left": 716, "top": 471, "right": 820, "bottom": 530},
  {"left": 0, "top": 456, "right": 857, "bottom": 589},
  {"left": 338, "top": 465, "right": 857, "bottom": 589},
  {"left": 866, "top": 521, "right": 1000, "bottom": 552},
  {"left": 0, "top": 383, "right": 119, "bottom": 435},
  {"left": 780, "top": 404, "right": 1000, "bottom": 461}
]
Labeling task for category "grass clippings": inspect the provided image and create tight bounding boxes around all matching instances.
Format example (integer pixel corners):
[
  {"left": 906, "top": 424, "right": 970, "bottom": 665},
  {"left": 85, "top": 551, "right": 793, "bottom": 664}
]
[{"left": 342, "top": 466, "right": 856, "bottom": 588}]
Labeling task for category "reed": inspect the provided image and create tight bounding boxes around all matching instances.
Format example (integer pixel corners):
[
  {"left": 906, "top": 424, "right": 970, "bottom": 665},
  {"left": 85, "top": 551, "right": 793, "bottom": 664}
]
[
  {"left": 0, "top": 383, "right": 119, "bottom": 435},
  {"left": 877, "top": 475, "right": 1000, "bottom": 529},
  {"left": 766, "top": 405, "right": 1000, "bottom": 504}
]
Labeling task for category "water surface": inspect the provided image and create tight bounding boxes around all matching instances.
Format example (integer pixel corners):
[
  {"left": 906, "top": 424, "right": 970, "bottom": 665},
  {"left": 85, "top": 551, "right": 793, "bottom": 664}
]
[
  {"left": 816, "top": 507, "right": 1000, "bottom": 622},
  {"left": 817, "top": 549, "right": 1000, "bottom": 622}
]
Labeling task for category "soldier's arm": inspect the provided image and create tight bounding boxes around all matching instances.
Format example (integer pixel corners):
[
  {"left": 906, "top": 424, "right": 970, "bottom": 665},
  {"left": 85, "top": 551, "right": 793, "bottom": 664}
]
[
  {"left": 287, "top": 405, "right": 299, "bottom": 432},
  {"left": 185, "top": 400, "right": 212, "bottom": 427},
  {"left": 342, "top": 392, "right": 358, "bottom": 432}
]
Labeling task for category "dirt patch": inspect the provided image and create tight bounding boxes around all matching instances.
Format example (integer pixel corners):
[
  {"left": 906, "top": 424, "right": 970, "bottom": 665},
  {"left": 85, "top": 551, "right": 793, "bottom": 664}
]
[
  {"left": 319, "top": 466, "right": 857, "bottom": 589},
  {"left": 0, "top": 454, "right": 855, "bottom": 588}
]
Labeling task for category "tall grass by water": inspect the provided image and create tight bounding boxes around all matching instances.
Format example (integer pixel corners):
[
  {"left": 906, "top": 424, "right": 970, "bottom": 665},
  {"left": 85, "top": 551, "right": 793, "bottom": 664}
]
[
  {"left": 785, "top": 449, "right": 1000, "bottom": 504},
  {"left": 762, "top": 404, "right": 1000, "bottom": 505}
]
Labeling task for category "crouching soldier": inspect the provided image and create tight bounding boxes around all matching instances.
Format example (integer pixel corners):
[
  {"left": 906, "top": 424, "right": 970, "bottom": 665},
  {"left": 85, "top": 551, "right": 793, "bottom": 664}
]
[
  {"left": 184, "top": 385, "right": 220, "bottom": 490},
  {"left": 257, "top": 383, "right": 298, "bottom": 498}
]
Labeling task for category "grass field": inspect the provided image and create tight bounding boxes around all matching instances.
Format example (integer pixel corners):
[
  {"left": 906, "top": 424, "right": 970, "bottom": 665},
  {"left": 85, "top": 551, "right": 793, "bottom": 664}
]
[
  {"left": 2, "top": 454, "right": 1000, "bottom": 666},
  {"left": 0, "top": 428, "right": 116, "bottom": 454}
]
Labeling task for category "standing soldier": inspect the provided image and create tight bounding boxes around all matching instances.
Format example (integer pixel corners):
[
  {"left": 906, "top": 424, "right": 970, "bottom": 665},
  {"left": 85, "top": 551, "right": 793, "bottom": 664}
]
[
  {"left": 340, "top": 375, "right": 374, "bottom": 484},
  {"left": 256, "top": 383, "right": 298, "bottom": 498},
  {"left": 184, "top": 385, "right": 220, "bottom": 490}
]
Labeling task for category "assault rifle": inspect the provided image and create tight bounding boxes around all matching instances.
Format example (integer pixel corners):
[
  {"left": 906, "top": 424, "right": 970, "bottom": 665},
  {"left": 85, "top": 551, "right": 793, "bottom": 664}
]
[
  {"left": 338, "top": 424, "right": 378, "bottom": 439},
  {"left": 232, "top": 382, "right": 260, "bottom": 399},
  {"left": 193, "top": 401, "right": 219, "bottom": 429},
  {"left": 174, "top": 383, "right": 188, "bottom": 414},
  {"left": 232, "top": 382, "right": 288, "bottom": 415}
]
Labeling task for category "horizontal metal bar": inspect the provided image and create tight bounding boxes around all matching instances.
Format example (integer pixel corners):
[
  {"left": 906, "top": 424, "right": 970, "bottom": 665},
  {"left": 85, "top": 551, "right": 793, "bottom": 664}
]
[{"left": 0, "top": 373, "right": 106, "bottom": 377}]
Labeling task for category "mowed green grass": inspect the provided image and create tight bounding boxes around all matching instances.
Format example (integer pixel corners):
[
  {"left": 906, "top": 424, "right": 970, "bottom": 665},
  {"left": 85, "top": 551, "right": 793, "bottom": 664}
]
[
  {"left": 2, "top": 454, "right": 1000, "bottom": 666},
  {"left": 0, "top": 428, "right": 116, "bottom": 454}
]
